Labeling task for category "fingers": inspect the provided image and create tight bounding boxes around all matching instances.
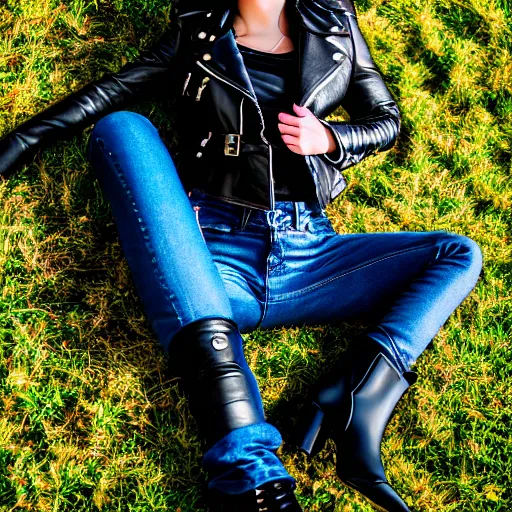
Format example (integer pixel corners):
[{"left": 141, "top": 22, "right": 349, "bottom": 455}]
[
  {"left": 278, "top": 104, "right": 311, "bottom": 127},
  {"left": 277, "top": 104, "right": 324, "bottom": 155},
  {"left": 277, "top": 123, "right": 300, "bottom": 136},
  {"left": 285, "top": 143, "right": 303, "bottom": 155},
  {"left": 292, "top": 103, "right": 309, "bottom": 117},
  {"left": 281, "top": 134, "right": 298, "bottom": 145},
  {"left": 281, "top": 135, "right": 304, "bottom": 155},
  {"left": 278, "top": 111, "right": 301, "bottom": 127},
  {"left": 277, "top": 108, "right": 302, "bottom": 151}
]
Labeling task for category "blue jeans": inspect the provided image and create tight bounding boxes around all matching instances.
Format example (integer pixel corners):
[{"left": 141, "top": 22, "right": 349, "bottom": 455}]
[{"left": 87, "top": 111, "right": 482, "bottom": 493}]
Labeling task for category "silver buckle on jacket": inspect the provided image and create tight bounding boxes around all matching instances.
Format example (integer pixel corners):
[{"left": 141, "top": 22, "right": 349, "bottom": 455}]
[{"left": 224, "top": 134, "right": 240, "bottom": 157}]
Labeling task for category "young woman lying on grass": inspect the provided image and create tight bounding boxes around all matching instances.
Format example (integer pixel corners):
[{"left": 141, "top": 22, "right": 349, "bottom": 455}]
[{"left": 0, "top": 0, "right": 482, "bottom": 510}]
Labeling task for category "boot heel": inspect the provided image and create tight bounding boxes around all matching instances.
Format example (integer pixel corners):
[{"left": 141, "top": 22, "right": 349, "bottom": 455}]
[{"left": 297, "top": 402, "right": 327, "bottom": 456}]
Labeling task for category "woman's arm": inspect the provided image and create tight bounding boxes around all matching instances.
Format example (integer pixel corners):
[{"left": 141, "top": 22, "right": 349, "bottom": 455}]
[
  {"left": 0, "top": 18, "right": 181, "bottom": 178},
  {"left": 321, "top": 4, "right": 401, "bottom": 169}
]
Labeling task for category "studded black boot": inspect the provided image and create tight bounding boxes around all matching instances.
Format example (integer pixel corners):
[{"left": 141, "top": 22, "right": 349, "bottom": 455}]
[
  {"left": 207, "top": 480, "right": 302, "bottom": 512},
  {"left": 169, "top": 318, "right": 302, "bottom": 511}
]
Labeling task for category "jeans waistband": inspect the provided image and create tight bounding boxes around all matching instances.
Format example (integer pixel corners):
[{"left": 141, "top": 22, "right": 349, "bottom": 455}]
[{"left": 189, "top": 189, "right": 326, "bottom": 232}]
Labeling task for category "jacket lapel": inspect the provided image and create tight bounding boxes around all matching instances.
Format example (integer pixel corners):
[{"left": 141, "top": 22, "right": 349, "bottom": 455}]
[
  {"left": 209, "top": 29, "right": 256, "bottom": 99},
  {"left": 298, "top": 32, "right": 347, "bottom": 107},
  {"left": 295, "top": 0, "right": 351, "bottom": 106}
]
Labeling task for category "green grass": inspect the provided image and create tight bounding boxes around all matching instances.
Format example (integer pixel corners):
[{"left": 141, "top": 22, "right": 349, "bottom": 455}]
[{"left": 0, "top": 0, "right": 511, "bottom": 510}]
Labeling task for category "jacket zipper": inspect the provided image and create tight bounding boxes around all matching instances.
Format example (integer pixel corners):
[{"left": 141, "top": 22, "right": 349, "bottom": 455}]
[
  {"left": 196, "top": 60, "right": 275, "bottom": 211},
  {"left": 197, "top": 55, "right": 343, "bottom": 211},
  {"left": 302, "top": 63, "right": 344, "bottom": 108},
  {"left": 293, "top": 25, "right": 345, "bottom": 207},
  {"left": 296, "top": 22, "right": 346, "bottom": 207},
  {"left": 239, "top": 97, "right": 244, "bottom": 136},
  {"left": 299, "top": 63, "right": 344, "bottom": 209}
]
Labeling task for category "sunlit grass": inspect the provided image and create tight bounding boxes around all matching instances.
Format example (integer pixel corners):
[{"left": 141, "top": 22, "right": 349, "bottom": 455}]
[{"left": 0, "top": 0, "right": 511, "bottom": 510}]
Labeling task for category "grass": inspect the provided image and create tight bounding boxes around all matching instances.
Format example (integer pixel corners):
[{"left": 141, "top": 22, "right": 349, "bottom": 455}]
[{"left": 0, "top": 0, "right": 511, "bottom": 510}]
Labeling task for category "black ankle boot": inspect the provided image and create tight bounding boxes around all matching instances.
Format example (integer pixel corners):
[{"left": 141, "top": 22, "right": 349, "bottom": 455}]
[
  {"left": 169, "top": 318, "right": 266, "bottom": 446},
  {"left": 297, "top": 337, "right": 416, "bottom": 512},
  {"left": 207, "top": 480, "right": 302, "bottom": 512}
]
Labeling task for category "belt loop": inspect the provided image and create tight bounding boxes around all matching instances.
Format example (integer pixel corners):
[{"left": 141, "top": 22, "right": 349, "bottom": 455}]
[{"left": 266, "top": 210, "right": 278, "bottom": 229}]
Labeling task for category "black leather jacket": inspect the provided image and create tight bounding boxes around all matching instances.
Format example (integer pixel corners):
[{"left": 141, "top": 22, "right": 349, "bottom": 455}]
[{"left": 0, "top": 0, "right": 400, "bottom": 210}]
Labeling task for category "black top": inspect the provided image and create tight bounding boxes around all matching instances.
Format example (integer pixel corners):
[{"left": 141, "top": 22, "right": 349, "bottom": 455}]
[{"left": 237, "top": 43, "right": 316, "bottom": 201}]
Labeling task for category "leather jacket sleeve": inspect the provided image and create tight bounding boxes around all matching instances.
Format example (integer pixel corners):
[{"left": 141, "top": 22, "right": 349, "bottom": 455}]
[
  {"left": 0, "top": 20, "right": 181, "bottom": 178},
  {"left": 320, "top": 8, "right": 400, "bottom": 170}
]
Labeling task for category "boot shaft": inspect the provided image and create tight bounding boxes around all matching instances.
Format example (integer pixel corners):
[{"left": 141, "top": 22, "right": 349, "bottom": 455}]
[{"left": 169, "top": 318, "right": 265, "bottom": 446}]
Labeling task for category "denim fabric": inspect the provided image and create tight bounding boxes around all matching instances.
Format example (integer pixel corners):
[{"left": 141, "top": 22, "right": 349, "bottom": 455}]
[
  {"left": 86, "top": 112, "right": 234, "bottom": 351},
  {"left": 203, "top": 424, "right": 295, "bottom": 494},
  {"left": 87, "top": 111, "right": 483, "bottom": 493},
  {"left": 190, "top": 190, "right": 482, "bottom": 371}
]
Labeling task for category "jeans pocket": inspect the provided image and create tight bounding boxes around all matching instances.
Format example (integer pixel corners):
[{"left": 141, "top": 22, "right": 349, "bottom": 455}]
[
  {"left": 201, "top": 223, "right": 234, "bottom": 233},
  {"left": 195, "top": 205, "right": 237, "bottom": 234}
]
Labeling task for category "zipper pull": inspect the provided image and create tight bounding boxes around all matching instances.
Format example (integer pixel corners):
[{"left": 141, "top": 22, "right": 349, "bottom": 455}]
[
  {"left": 182, "top": 72, "right": 192, "bottom": 96},
  {"left": 201, "top": 132, "right": 213, "bottom": 147},
  {"left": 193, "top": 205, "right": 205, "bottom": 241},
  {"left": 196, "top": 76, "right": 210, "bottom": 101}
]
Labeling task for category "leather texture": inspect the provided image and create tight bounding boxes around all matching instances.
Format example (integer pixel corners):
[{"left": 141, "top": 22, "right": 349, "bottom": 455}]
[
  {"left": 0, "top": 0, "right": 400, "bottom": 209},
  {"left": 169, "top": 318, "right": 265, "bottom": 447},
  {"left": 0, "top": 17, "right": 181, "bottom": 177},
  {"left": 207, "top": 480, "right": 303, "bottom": 512},
  {"left": 298, "top": 336, "right": 416, "bottom": 512}
]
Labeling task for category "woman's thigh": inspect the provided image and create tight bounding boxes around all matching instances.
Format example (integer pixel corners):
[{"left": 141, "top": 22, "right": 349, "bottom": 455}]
[
  {"left": 262, "top": 229, "right": 481, "bottom": 330},
  {"left": 190, "top": 194, "right": 269, "bottom": 332},
  {"left": 87, "top": 112, "right": 235, "bottom": 349}
]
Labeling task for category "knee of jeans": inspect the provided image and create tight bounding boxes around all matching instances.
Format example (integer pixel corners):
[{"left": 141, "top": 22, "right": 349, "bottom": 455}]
[
  {"left": 440, "top": 233, "right": 483, "bottom": 281},
  {"left": 94, "top": 111, "right": 153, "bottom": 133},
  {"left": 87, "top": 111, "right": 159, "bottom": 177},
  {"left": 89, "top": 111, "right": 155, "bottom": 151}
]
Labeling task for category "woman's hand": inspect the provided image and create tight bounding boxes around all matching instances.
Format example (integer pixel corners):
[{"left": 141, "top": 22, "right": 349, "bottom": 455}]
[{"left": 278, "top": 103, "right": 337, "bottom": 156}]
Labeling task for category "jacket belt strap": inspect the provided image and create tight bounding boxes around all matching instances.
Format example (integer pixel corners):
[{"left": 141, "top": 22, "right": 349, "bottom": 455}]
[{"left": 224, "top": 134, "right": 240, "bottom": 157}]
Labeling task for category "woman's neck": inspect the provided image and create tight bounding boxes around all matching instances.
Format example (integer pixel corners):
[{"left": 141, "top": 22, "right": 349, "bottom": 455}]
[
  {"left": 234, "top": 0, "right": 293, "bottom": 53},
  {"left": 236, "top": 0, "right": 287, "bottom": 30}
]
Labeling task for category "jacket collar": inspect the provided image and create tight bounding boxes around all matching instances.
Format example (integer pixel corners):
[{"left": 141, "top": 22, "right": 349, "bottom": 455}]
[
  {"left": 187, "top": 0, "right": 351, "bottom": 105},
  {"left": 296, "top": 0, "right": 350, "bottom": 36},
  {"left": 295, "top": 0, "right": 351, "bottom": 105}
]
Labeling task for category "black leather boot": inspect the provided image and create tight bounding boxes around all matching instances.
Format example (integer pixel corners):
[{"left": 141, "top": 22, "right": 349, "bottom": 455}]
[
  {"left": 297, "top": 336, "right": 416, "bottom": 512},
  {"left": 169, "top": 318, "right": 266, "bottom": 446},
  {"left": 170, "top": 318, "right": 302, "bottom": 511},
  {"left": 208, "top": 480, "right": 302, "bottom": 512}
]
